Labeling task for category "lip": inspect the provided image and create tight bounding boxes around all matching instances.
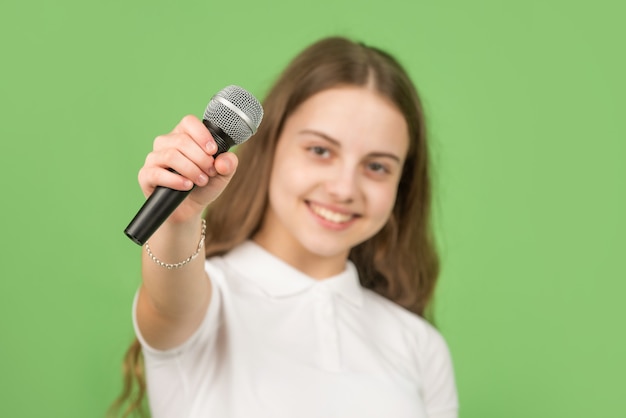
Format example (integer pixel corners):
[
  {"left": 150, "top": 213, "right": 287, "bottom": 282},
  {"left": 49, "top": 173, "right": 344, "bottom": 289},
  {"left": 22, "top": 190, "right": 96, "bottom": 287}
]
[{"left": 306, "top": 200, "right": 360, "bottom": 230}]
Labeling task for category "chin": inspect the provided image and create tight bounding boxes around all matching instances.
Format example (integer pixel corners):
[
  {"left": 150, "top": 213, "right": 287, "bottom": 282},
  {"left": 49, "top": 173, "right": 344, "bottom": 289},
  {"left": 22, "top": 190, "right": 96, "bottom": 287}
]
[
  {"left": 307, "top": 245, "right": 348, "bottom": 260},
  {"left": 296, "top": 234, "right": 358, "bottom": 260}
]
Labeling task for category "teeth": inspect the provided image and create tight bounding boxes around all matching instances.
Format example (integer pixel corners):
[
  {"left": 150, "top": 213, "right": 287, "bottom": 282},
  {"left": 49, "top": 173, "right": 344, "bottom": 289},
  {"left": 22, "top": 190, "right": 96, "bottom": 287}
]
[{"left": 310, "top": 204, "right": 353, "bottom": 223}]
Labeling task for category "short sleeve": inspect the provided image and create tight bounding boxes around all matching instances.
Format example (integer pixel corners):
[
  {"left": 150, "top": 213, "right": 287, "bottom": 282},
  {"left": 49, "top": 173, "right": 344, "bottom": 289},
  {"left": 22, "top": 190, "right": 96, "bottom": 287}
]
[
  {"left": 130, "top": 259, "right": 227, "bottom": 418},
  {"left": 131, "top": 258, "right": 225, "bottom": 358},
  {"left": 420, "top": 328, "right": 458, "bottom": 418}
]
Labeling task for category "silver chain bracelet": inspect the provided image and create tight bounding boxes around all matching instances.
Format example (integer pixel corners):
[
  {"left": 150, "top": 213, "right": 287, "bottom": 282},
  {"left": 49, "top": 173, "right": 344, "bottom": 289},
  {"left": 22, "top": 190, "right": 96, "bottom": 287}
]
[{"left": 145, "top": 219, "right": 206, "bottom": 269}]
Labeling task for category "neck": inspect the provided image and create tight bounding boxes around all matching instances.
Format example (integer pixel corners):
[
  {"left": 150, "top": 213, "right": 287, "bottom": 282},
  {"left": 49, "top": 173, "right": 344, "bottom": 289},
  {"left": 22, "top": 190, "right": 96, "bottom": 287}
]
[{"left": 252, "top": 232, "right": 348, "bottom": 279}]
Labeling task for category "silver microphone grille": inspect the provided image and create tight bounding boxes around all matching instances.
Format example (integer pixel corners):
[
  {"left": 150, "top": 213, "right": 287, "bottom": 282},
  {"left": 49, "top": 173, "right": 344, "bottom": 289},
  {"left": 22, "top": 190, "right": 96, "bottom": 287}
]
[{"left": 203, "top": 85, "right": 264, "bottom": 145}]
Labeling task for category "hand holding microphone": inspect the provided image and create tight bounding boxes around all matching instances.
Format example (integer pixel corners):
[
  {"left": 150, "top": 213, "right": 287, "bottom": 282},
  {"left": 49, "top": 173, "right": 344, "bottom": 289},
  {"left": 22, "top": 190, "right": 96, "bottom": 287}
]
[{"left": 125, "top": 86, "right": 264, "bottom": 245}]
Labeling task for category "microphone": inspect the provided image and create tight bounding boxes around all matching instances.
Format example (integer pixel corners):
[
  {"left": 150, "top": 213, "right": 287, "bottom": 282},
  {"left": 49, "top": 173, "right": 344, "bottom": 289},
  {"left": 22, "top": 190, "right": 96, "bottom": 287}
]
[{"left": 124, "top": 85, "right": 264, "bottom": 246}]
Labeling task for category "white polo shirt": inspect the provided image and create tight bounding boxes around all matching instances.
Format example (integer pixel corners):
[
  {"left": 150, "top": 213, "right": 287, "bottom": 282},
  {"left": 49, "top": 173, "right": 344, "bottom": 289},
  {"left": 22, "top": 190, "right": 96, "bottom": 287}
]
[{"left": 134, "top": 241, "right": 458, "bottom": 418}]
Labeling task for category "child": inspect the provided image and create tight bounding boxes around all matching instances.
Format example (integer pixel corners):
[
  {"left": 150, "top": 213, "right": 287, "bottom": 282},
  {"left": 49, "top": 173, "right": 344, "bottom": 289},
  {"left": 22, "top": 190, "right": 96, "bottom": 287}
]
[{"left": 115, "top": 36, "right": 458, "bottom": 418}]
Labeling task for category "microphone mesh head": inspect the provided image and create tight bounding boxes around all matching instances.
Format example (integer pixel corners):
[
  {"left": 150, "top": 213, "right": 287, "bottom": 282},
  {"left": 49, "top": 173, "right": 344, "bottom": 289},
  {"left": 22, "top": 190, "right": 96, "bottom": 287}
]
[{"left": 203, "top": 85, "right": 264, "bottom": 145}]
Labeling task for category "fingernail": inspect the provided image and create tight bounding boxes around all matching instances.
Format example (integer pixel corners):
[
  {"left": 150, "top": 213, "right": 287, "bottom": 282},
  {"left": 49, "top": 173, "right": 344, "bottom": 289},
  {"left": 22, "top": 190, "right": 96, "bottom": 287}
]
[
  {"left": 198, "top": 174, "right": 208, "bottom": 184},
  {"left": 207, "top": 141, "right": 216, "bottom": 154}
]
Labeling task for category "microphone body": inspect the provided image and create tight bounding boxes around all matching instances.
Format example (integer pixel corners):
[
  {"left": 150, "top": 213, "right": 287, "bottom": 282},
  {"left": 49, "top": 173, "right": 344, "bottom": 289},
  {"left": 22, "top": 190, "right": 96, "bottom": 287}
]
[{"left": 124, "top": 86, "right": 263, "bottom": 246}]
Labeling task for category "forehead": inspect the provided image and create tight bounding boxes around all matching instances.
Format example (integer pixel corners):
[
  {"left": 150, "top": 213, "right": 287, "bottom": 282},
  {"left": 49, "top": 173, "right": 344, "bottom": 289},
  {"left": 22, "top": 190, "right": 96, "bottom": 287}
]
[{"left": 285, "top": 86, "right": 410, "bottom": 158}]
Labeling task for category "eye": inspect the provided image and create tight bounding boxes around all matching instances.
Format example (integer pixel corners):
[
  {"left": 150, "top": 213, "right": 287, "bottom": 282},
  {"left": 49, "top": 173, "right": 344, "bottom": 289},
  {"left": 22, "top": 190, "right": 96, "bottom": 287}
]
[
  {"left": 308, "top": 146, "right": 331, "bottom": 158},
  {"left": 366, "top": 161, "right": 390, "bottom": 174}
]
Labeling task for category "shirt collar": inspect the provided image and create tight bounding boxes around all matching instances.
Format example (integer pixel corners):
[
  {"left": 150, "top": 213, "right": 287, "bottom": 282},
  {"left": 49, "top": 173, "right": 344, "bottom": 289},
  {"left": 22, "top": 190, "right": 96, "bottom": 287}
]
[{"left": 223, "top": 240, "right": 364, "bottom": 308}]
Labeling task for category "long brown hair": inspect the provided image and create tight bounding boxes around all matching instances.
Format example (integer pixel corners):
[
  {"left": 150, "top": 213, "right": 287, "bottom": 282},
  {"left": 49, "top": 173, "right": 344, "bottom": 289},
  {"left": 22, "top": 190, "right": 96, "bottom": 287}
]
[
  {"left": 111, "top": 36, "right": 438, "bottom": 417},
  {"left": 205, "top": 36, "right": 438, "bottom": 315}
]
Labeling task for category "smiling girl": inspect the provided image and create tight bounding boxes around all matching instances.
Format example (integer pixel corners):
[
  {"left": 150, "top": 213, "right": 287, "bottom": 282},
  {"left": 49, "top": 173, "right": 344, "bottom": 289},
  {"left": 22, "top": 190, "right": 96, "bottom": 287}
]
[{"left": 115, "top": 37, "right": 458, "bottom": 418}]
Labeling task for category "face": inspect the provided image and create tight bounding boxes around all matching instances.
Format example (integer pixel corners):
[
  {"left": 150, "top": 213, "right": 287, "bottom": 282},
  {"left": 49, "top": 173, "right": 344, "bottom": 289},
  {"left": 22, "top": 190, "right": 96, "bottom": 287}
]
[{"left": 254, "top": 86, "right": 410, "bottom": 278}]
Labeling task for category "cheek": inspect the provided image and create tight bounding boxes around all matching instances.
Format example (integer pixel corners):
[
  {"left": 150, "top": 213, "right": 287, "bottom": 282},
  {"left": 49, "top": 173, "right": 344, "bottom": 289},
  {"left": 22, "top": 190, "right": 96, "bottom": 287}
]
[
  {"left": 268, "top": 154, "right": 309, "bottom": 204},
  {"left": 372, "top": 184, "right": 399, "bottom": 219}
]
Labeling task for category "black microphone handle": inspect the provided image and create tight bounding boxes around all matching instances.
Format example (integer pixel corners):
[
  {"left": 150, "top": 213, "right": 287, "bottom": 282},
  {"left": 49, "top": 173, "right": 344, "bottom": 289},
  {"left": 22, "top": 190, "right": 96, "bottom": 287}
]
[{"left": 124, "top": 120, "right": 235, "bottom": 246}]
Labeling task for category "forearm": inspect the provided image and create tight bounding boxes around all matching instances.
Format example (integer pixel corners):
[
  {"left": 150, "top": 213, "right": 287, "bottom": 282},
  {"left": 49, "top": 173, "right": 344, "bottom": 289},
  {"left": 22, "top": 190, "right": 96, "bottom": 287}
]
[
  {"left": 136, "top": 214, "right": 212, "bottom": 350},
  {"left": 140, "top": 215, "right": 210, "bottom": 317}
]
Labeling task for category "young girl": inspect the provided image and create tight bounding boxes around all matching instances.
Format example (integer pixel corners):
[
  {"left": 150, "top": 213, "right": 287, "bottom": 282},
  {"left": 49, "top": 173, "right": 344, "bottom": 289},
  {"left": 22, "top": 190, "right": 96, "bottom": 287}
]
[{"left": 115, "top": 36, "right": 458, "bottom": 418}]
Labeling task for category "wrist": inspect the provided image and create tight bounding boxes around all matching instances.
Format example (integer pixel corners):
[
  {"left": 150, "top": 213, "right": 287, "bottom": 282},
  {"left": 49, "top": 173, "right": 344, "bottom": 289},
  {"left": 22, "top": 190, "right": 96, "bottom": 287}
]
[{"left": 146, "top": 219, "right": 206, "bottom": 269}]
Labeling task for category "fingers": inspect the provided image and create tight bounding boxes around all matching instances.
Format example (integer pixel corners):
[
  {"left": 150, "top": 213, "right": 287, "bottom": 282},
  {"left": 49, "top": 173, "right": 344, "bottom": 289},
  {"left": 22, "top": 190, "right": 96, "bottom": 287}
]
[
  {"left": 172, "top": 115, "right": 218, "bottom": 155},
  {"left": 137, "top": 115, "right": 239, "bottom": 202},
  {"left": 138, "top": 116, "right": 208, "bottom": 192},
  {"left": 138, "top": 161, "right": 194, "bottom": 197},
  {"left": 148, "top": 137, "right": 211, "bottom": 184}
]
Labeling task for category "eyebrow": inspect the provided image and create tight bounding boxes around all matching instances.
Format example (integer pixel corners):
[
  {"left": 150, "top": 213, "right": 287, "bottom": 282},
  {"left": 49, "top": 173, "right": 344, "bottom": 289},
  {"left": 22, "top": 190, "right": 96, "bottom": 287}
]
[{"left": 299, "top": 129, "right": 402, "bottom": 163}]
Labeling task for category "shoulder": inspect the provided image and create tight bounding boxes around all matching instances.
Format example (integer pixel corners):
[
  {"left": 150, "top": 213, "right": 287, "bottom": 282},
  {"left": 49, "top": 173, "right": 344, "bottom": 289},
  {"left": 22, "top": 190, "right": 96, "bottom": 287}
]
[
  {"left": 362, "top": 290, "right": 458, "bottom": 414},
  {"left": 204, "top": 252, "right": 228, "bottom": 282},
  {"left": 203, "top": 240, "right": 263, "bottom": 283},
  {"left": 360, "top": 288, "right": 454, "bottom": 372},
  {"left": 203, "top": 244, "right": 256, "bottom": 293},
  {"left": 360, "top": 290, "right": 458, "bottom": 413},
  {"left": 361, "top": 288, "right": 441, "bottom": 340}
]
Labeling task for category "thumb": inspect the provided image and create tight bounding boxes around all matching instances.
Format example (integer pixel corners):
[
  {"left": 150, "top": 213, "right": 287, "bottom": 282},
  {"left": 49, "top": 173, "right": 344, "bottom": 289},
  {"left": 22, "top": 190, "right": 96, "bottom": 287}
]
[
  {"left": 188, "top": 151, "right": 239, "bottom": 207},
  {"left": 213, "top": 152, "right": 239, "bottom": 179}
]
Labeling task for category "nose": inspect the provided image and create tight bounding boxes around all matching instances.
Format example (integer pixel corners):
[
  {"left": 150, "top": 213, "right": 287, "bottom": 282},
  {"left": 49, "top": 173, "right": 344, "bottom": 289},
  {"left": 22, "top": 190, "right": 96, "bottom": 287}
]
[{"left": 325, "top": 162, "right": 358, "bottom": 202}]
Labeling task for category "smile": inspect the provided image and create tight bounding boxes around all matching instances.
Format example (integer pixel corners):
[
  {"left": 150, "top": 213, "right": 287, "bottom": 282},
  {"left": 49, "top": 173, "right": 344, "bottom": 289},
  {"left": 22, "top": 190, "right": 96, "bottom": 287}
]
[{"left": 308, "top": 202, "right": 356, "bottom": 224}]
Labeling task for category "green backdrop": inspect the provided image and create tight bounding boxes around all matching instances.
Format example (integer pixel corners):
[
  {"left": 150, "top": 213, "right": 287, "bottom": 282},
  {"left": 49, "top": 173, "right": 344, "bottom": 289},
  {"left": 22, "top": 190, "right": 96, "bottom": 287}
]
[{"left": 1, "top": 0, "right": 624, "bottom": 417}]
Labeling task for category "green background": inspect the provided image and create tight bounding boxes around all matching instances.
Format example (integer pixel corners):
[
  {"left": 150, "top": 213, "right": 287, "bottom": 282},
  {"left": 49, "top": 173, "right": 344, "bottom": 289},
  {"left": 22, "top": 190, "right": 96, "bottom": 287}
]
[{"left": 1, "top": 0, "right": 624, "bottom": 416}]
